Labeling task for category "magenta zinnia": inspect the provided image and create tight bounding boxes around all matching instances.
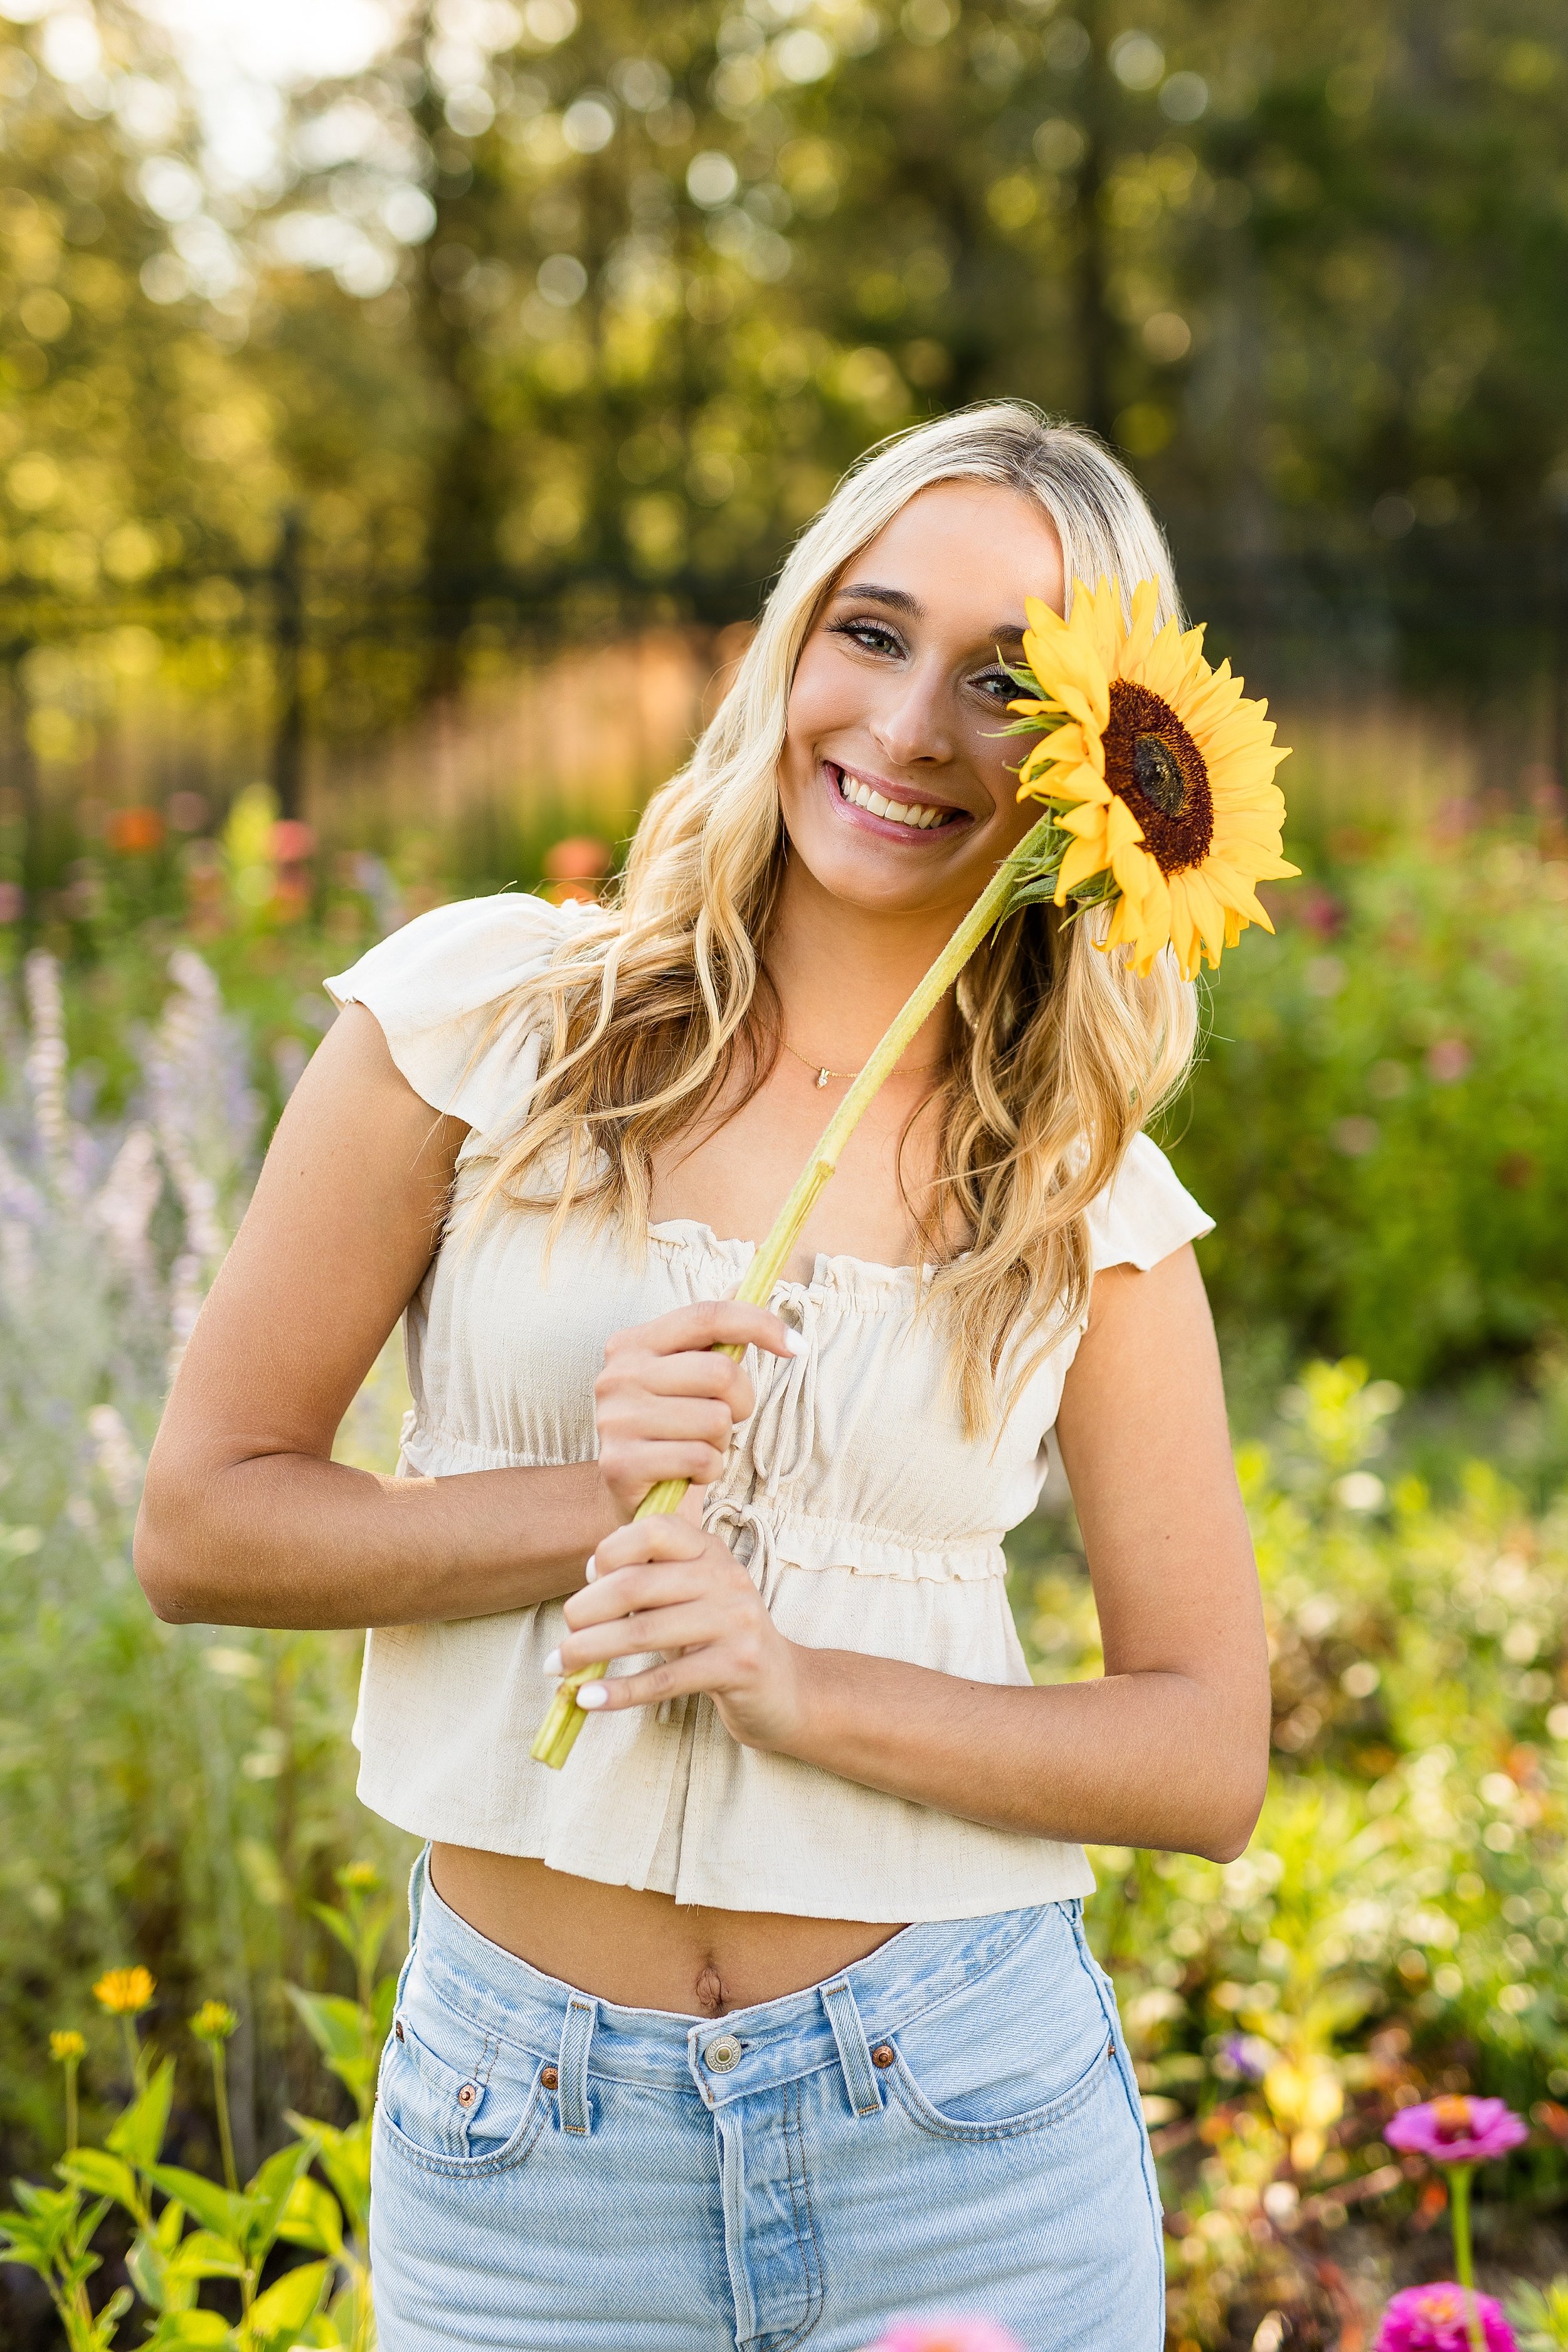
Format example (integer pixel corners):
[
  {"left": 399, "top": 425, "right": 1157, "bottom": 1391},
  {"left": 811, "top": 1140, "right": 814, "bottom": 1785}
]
[
  {"left": 1385, "top": 2097, "right": 1528, "bottom": 2166},
  {"left": 1374, "top": 2283, "right": 1516, "bottom": 2352}
]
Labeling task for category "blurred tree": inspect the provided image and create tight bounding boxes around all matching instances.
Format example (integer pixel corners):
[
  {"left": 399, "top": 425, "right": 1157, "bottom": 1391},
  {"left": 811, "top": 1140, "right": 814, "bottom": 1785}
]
[{"left": 1, "top": 0, "right": 1565, "bottom": 720}]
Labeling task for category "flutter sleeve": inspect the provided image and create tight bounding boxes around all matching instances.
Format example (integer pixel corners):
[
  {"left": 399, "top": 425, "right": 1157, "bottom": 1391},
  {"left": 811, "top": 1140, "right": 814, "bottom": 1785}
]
[
  {"left": 324, "top": 891, "right": 586, "bottom": 1138},
  {"left": 1085, "top": 1130, "right": 1214, "bottom": 1272}
]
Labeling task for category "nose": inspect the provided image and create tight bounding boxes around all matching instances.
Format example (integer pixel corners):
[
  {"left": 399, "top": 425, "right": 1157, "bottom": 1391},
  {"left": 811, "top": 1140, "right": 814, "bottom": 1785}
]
[{"left": 867, "top": 654, "right": 956, "bottom": 770}]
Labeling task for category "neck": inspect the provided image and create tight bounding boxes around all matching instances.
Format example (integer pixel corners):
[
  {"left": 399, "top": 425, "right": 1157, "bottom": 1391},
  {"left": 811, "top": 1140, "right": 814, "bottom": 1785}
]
[{"left": 764, "top": 855, "right": 968, "bottom": 1072}]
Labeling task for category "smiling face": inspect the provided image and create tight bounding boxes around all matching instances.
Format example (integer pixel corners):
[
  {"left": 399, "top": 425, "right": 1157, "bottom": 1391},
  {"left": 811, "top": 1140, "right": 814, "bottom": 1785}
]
[{"left": 776, "top": 479, "right": 1066, "bottom": 919}]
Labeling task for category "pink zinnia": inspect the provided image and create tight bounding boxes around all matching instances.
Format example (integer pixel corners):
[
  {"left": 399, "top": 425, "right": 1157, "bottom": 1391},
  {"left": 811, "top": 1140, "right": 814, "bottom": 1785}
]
[
  {"left": 1384, "top": 2096, "right": 1528, "bottom": 2165},
  {"left": 867, "top": 2325, "right": 1024, "bottom": 2352},
  {"left": 1375, "top": 2282, "right": 1515, "bottom": 2351}
]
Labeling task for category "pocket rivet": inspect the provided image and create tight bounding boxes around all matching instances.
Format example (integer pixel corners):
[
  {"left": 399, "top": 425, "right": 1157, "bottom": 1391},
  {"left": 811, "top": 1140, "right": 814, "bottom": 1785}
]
[
  {"left": 872, "top": 2044, "right": 895, "bottom": 2069},
  {"left": 394, "top": 2020, "right": 405, "bottom": 2042},
  {"left": 541, "top": 2065, "right": 560, "bottom": 2090},
  {"left": 457, "top": 2083, "right": 477, "bottom": 2107}
]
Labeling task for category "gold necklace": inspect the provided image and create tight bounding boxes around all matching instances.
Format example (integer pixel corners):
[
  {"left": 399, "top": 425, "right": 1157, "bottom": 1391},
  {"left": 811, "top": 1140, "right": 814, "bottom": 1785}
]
[{"left": 783, "top": 1040, "right": 943, "bottom": 1089}]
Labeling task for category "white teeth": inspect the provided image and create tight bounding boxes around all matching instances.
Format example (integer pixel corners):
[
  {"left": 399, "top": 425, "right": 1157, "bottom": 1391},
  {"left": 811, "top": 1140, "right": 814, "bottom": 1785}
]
[{"left": 835, "top": 769, "right": 950, "bottom": 830}]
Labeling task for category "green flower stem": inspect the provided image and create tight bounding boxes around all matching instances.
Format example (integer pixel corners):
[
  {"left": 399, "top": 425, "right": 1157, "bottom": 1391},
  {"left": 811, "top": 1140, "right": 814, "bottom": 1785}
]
[
  {"left": 530, "top": 807, "right": 1065, "bottom": 1771},
  {"left": 118, "top": 2015, "right": 141, "bottom": 2095},
  {"left": 208, "top": 2040, "right": 239, "bottom": 2193},
  {"left": 1448, "top": 2164, "right": 1486, "bottom": 2352},
  {"left": 62, "top": 2055, "right": 78, "bottom": 2156}
]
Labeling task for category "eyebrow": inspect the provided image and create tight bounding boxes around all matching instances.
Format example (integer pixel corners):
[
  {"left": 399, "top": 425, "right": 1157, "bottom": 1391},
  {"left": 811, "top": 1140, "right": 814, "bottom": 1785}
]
[{"left": 832, "top": 581, "right": 1029, "bottom": 643}]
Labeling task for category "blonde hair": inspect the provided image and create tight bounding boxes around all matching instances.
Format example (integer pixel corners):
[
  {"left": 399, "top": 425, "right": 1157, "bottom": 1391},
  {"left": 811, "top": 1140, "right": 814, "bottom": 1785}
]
[{"left": 480, "top": 402, "right": 1198, "bottom": 1431}]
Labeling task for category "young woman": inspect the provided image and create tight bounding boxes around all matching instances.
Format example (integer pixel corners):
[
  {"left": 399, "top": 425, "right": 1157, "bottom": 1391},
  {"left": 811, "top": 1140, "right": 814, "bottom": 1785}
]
[{"left": 137, "top": 403, "right": 1269, "bottom": 2351}]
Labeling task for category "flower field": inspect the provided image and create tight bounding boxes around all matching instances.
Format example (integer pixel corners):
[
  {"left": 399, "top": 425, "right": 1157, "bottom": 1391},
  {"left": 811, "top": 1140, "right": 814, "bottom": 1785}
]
[{"left": 2, "top": 798, "right": 1567, "bottom": 2348}]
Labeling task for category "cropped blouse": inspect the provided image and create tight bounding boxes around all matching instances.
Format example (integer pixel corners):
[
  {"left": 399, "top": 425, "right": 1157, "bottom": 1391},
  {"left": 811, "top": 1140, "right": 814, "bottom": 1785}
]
[{"left": 326, "top": 893, "right": 1214, "bottom": 1924}]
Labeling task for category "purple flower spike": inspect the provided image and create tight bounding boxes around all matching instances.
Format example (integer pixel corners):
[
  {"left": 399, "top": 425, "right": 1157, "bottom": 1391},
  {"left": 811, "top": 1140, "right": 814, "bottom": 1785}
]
[
  {"left": 1384, "top": 2096, "right": 1529, "bottom": 2165},
  {"left": 1375, "top": 2282, "right": 1516, "bottom": 2351},
  {"left": 869, "top": 2324, "right": 1025, "bottom": 2352}
]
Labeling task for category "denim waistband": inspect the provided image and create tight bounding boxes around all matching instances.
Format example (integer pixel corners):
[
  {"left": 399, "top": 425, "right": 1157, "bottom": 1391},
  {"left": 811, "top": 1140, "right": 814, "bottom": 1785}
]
[{"left": 402, "top": 1848, "right": 1069, "bottom": 2117}]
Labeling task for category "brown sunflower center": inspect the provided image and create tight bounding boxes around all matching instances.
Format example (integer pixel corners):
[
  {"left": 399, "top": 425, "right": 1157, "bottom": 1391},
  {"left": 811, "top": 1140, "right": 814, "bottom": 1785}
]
[{"left": 1104, "top": 679, "right": 1213, "bottom": 874}]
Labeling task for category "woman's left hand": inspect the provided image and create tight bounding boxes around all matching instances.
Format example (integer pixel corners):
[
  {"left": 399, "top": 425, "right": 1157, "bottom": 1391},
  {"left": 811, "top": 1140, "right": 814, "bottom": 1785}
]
[{"left": 546, "top": 1515, "right": 808, "bottom": 1752}]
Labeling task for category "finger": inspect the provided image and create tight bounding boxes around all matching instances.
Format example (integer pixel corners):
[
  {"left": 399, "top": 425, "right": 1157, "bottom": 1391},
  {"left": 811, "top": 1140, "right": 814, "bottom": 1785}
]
[
  {"left": 555, "top": 1601, "right": 730, "bottom": 1675},
  {"left": 603, "top": 1438, "right": 731, "bottom": 1492},
  {"left": 605, "top": 1301, "right": 802, "bottom": 1365},
  {"left": 598, "top": 1395, "right": 734, "bottom": 1451},
  {"left": 592, "top": 1515, "right": 709, "bottom": 1576},
  {"left": 607, "top": 1350, "right": 758, "bottom": 1422},
  {"left": 576, "top": 1653, "right": 719, "bottom": 1715},
  {"left": 562, "top": 1559, "right": 711, "bottom": 1632}
]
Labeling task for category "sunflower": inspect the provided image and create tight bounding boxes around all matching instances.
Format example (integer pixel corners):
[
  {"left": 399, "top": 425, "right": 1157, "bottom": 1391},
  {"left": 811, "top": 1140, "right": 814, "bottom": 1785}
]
[{"left": 1010, "top": 575, "right": 1296, "bottom": 978}]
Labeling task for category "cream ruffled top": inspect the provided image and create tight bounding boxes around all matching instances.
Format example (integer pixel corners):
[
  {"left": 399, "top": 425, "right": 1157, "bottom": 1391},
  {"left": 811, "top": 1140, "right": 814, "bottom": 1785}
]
[{"left": 327, "top": 893, "right": 1214, "bottom": 1924}]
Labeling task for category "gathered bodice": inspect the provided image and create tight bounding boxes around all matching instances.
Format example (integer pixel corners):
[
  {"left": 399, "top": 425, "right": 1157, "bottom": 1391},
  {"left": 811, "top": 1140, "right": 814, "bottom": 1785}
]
[{"left": 327, "top": 893, "right": 1213, "bottom": 1923}]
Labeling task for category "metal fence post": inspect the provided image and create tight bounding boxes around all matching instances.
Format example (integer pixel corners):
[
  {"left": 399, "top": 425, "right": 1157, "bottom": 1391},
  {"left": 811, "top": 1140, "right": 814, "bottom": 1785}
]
[{"left": 271, "top": 508, "right": 305, "bottom": 822}]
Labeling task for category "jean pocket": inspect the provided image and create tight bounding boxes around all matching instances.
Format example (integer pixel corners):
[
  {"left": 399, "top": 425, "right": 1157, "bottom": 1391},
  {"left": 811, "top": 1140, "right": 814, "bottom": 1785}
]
[
  {"left": 882, "top": 1907, "right": 1117, "bottom": 2141},
  {"left": 376, "top": 2001, "right": 548, "bottom": 2178},
  {"left": 886, "top": 2026, "right": 1114, "bottom": 2143}
]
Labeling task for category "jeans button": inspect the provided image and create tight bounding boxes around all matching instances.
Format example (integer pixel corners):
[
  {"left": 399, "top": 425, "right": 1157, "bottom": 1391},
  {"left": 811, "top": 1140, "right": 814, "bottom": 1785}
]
[
  {"left": 457, "top": 2083, "right": 477, "bottom": 2107},
  {"left": 704, "top": 2034, "right": 742, "bottom": 2073}
]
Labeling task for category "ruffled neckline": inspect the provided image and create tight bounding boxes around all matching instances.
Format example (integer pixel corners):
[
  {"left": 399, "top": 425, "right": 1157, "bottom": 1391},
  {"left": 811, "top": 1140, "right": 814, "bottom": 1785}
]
[{"left": 645, "top": 1213, "right": 939, "bottom": 1294}]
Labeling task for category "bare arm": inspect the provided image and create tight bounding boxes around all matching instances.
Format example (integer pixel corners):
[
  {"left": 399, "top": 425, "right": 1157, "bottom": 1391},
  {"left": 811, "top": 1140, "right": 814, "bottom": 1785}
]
[
  {"left": 134, "top": 1004, "right": 620, "bottom": 1629},
  {"left": 558, "top": 1243, "right": 1271, "bottom": 1862}
]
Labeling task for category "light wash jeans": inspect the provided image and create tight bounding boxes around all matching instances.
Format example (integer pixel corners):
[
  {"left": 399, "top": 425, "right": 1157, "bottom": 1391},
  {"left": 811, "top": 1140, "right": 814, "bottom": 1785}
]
[{"left": 369, "top": 1851, "right": 1164, "bottom": 2351}]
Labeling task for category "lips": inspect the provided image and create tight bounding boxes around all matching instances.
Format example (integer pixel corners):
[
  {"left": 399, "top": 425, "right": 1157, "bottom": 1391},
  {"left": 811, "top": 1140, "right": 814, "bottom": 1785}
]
[{"left": 827, "top": 762, "right": 970, "bottom": 834}]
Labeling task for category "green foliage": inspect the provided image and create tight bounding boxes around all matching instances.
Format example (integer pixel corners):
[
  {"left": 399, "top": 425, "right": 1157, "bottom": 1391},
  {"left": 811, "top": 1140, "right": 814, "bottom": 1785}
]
[
  {"left": 1510, "top": 2276, "right": 1568, "bottom": 2350},
  {"left": 1172, "top": 827, "right": 1568, "bottom": 1392},
  {"left": 1, "top": 1893, "right": 393, "bottom": 2351}
]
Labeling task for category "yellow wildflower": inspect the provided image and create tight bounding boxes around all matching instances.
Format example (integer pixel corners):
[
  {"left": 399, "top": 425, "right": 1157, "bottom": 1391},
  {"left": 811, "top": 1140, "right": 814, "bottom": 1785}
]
[
  {"left": 93, "top": 1965, "right": 155, "bottom": 2016},
  {"left": 50, "top": 2029, "right": 87, "bottom": 2063},
  {"left": 189, "top": 2000, "right": 238, "bottom": 2045}
]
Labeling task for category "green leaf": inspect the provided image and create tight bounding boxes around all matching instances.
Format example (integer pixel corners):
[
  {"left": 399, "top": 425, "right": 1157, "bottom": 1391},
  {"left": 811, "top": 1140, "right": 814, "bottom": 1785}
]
[
  {"left": 284, "top": 2117, "right": 370, "bottom": 2242},
  {"left": 244, "top": 2139, "right": 316, "bottom": 2259},
  {"left": 275, "top": 2176, "right": 342, "bottom": 2257},
  {"left": 59, "top": 2149, "right": 140, "bottom": 2215},
  {"left": 250, "top": 2256, "right": 332, "bottom": 2343},
  {"left": 142, "top": 2311, "right": 235, "bottom": 2349},
  {"left": 165, "top": 2227, "right": 246, "bottom": 2282},
  {"left": 371, "top": 1972, "right": 398, "bottom": 2043},
  {"left": 304, "top": 1902, "right": 359, "bottom": 1967},
  {"left": 147, "top": 2164, "right": 252, "bottom": 2245},
  {"left": 155, "top": 2199, "right": 186, "bottom": 2253},
  {"left": 90, "top": 2284, "right": 134, "bottom": 2346},
  {"left": 285, "top": 1990, "right": 365, "bottom": 2069},
  {"left": 108, "top": 2057, "right": 176, "bottom": 2172}
]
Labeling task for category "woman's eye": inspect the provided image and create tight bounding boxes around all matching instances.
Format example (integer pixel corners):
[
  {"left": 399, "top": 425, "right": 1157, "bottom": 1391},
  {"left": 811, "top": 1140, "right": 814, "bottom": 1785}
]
[
  {"left": 973, "top": 669, "right": 1016, "bottom": 701},
  {"left": 830, "top": 619, "right": 903, "bottom": 657}
]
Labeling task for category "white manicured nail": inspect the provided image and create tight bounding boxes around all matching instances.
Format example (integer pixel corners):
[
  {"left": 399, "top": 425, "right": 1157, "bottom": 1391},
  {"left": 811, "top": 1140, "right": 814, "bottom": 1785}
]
[
  {"left": 543, "top": 1648, "right": 561, "bottom": 1675},
  {"left": 785, "top": 1332, "right": 807, "bottom": 1356},
  {"left": 577, "top": 1682, "right": 608, "bottom": 1710},
  {"left": 585, "top": 1554, "right": 598, "bottom": 1581}
]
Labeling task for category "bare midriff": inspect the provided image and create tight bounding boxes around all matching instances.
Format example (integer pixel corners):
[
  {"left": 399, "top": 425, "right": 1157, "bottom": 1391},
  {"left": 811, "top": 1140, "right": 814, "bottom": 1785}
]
[{"left": 428, "top": 1846, "right": 904, "bottom": 2017}]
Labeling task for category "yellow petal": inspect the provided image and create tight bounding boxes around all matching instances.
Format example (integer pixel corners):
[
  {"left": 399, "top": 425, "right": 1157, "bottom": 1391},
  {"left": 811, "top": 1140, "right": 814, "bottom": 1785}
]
[
  {"left": 1104, "top": 793, "right": 1147, "bottom": 852},
  {"left": 1058, "top": 835, "right": 1113, "bottom": 893}
]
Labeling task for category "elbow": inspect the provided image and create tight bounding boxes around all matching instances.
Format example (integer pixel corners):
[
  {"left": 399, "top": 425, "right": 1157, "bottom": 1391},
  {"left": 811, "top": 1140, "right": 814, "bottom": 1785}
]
[
  {"left": 1196, "top": 1759, "right": 1269, "bottom": 1867},
  {"left": 133, "top": 1481, "right": 209, "bottom": 1623}
]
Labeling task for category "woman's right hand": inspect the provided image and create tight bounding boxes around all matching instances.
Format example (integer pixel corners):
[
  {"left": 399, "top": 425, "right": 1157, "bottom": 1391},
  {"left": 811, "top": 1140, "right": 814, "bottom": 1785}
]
[{"left": 594, "top": 1301, "right": 802, "bottom": 1521}]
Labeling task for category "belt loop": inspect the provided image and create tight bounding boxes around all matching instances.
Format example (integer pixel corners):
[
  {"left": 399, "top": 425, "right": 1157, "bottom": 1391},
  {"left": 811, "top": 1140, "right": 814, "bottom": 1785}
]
[
  {"left": 820, "top": 1978, "right": 882, "bottom": 2117},
  {"left": 556, "top": 1996, "right": 598, "bottom": 2135}
]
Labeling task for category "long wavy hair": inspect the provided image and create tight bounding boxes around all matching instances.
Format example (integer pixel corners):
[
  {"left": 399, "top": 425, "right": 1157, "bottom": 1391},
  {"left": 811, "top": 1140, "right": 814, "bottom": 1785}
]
[{"left": 475, "top": 402, "right": 1198, "bottom": 1432}]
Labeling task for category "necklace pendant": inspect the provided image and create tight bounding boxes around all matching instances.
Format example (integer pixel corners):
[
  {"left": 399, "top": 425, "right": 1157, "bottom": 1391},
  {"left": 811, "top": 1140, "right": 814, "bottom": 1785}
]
[{"left": 816, "top": 1067, "right": 830, "bottom": 1088}]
